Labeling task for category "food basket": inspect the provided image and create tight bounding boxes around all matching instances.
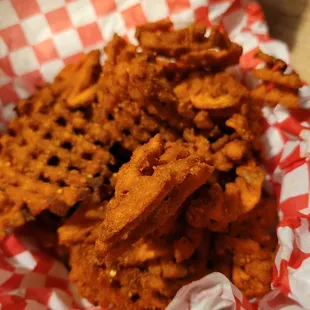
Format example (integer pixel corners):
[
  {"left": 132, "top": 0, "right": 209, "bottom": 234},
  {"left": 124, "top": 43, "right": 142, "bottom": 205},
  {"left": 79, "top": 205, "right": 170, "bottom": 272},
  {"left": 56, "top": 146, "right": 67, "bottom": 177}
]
[{"left": 1, "top": 0, "right": 310, "bottom": 309}]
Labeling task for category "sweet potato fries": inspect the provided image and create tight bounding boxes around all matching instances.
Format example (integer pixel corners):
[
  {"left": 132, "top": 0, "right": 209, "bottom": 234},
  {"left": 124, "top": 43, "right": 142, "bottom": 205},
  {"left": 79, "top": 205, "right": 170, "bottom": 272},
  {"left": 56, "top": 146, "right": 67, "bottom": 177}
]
[{"left": 0, "top": 20, "right": 303, "bottom": 309}]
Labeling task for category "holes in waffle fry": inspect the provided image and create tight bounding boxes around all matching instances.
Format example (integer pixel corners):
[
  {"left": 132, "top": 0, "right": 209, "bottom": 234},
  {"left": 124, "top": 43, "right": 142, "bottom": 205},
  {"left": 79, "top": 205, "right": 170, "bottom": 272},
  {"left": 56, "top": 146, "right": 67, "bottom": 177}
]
[
  {"left": 94, "top": 140, "right": 104, "bottom": 147},
  {"left": 31, "top": 153, "right": 38, "bottom": 159},
  {"left": 47, "top": 156, "right": 60, "bottom": 166},
  {"left": 73, "top": 128, "right": 85, "bottom": 135},
  {"left": 68, "top": 166, "right": 81, "bottom": 172},
  {"left": 29, "top": 123, "right": 39, "bottom": 132},
  {"left": 109, "top": 142, "right": 132, "bottom": 164},
  {"left": 43, "top": 132, "right": 52, "bottom": 140},
  {"left": 130, "top": 293, "right": 140, "bottom": 302},
  {"left": 39, "top": 174, "right": 50, "bottom": 183},
  {"left": 107, "top": 163, "right": 119, "bottom": 173},
  {"left": 141, "top": 166, "right": 154, "bottom": 176},
  {"left": 61, "top": 141, "right": 73, "bottom": 150},
  {"left": 57, "top": 180, "right": 68, "bottom": 187},
  {"left": 82, "top": 152, "right": 93, "bottom": 161},
  {"left": 18, "top": 138, "right": 26, "bottom": 146},
  {"left": 79, "top": 105, "right": 93, "bottom": 120},
  {"left": 122, "top": 129, "right": 130, "bottom": 136},
  {"left": 56, "top": 117, "right": 67, "bottom": 126},
  {"left": 8, "top": 128, "right": 16, "bottom": 137}
]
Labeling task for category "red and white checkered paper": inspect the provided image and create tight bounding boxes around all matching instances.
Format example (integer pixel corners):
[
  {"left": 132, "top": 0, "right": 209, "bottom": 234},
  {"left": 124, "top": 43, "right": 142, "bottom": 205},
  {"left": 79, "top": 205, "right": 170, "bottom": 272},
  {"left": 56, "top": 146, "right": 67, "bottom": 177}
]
[{"left": 1, "top": 0, "right": 310, "bottom": 309}]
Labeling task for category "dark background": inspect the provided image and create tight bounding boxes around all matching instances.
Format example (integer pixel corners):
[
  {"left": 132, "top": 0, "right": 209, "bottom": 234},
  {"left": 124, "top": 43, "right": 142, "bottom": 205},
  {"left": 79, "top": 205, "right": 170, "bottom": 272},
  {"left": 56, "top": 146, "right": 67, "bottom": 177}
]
[{"left": 258, "top": 0, "right": 310, "bottom": 81}]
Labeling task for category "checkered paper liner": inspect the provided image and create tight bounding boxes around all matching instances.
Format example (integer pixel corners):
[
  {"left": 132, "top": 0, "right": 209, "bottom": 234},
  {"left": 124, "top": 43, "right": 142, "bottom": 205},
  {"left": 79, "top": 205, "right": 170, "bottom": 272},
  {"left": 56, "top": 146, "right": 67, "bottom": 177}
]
[{"left": 1, "top": 0, "right": 310, "bottom": 309}]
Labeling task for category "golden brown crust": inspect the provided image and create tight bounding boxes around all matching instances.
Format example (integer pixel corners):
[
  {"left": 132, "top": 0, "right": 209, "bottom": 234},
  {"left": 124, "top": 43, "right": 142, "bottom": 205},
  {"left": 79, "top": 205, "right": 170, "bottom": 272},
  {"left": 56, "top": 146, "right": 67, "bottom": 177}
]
[
  {"left": 1, "top": 21, "right": 296, "bottom": 306},
  {"left": 136, "top": 23, "right": 242, "bottom": 70},
  {"left": 210, "top": 198, "right": 278, "bottom": 298},
  {"left": 251, "top": 49, "right": 302, "bottom": 108},
  {"left": 95, "top": 135, "right": 213, "bottom": 263}
]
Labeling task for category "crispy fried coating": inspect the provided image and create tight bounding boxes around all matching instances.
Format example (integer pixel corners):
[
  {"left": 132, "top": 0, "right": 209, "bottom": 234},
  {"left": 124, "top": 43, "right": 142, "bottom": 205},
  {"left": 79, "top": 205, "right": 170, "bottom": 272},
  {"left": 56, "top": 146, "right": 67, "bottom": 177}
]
[
  {"left": 105, "top": 229, "right": 209, "bottom": 309},
  {"left": 95, "top": 135, "right": 213, "bottom": 263},
  {"left": 0, "top": 50, "right": 123, "bottom": 237},
  {"left": 17, "top": 51, "right": 101, "bottom": 115},
  {"left": 136, "top": 22, "right": 242, "bottom": 70},
  {"left": 210, "top": 197, "right": 278, "bottom": 298},
  {"left": 1, "top": 20, "right": 286, "bottom": 305},
  {"left": 173, "top": 225, "right": 204, "bottom": 263},
  {"left": 230, "top": 197, "right": 278, "bottom": 248},
  {"left": 186, "top": 160, "right": 265, "bottom": 231},
  {"left": 58, "top": 200, "right": 107, "bottom": 246},
  {"left": 69, "top": 244, "right": 112, "bottom": 307},
  {"left": 68, "top": 213, "right": 209, "bottom": 309},
  {"left": 0, "top": 99, "right": 118, "bottom": 236},
  {"left": 226, "top": 113, "right": 254, "bottom": 141},
  {"left": 253, "top": 50, "right": 302, "bottom": 89},
  {"left": 65, "top": 50, "right": 101, "bottom": 107},
  {"left": 253, "top": 68, "right": 302, "bottom": 89},
  {"left": 173, "top": 72, "right": 248, "bottom": 119},
  {"left": 214, "top": 236, "right": 275, "bottom": 299},
  {"left": 251, "top": 49, "right": 302, "bottom": 108},
  {"left": 251, "top": 84, "right": 299, "bottom": 108}
]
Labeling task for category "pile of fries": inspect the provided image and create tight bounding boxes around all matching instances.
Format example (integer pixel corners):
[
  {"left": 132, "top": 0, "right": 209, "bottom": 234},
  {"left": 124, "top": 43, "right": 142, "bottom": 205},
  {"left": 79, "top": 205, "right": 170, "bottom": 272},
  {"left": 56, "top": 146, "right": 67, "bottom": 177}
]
[{"left": 0, "top": 20, "right": 302, "bottom": 310}]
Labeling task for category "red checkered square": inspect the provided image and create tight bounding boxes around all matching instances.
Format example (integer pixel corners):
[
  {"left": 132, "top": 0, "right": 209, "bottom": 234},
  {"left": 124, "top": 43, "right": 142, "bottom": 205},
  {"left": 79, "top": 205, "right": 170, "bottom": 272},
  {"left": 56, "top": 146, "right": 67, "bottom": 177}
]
[
  {"left": 63, "top": 52, "right": 84, "bottom": 65},
  {"left": 0, "top": 255, "right": 15, "bottom": 273},
  {"left": 91, "top": 0, "right": 116, "bottom": 16},
  {"left": 45, "top": 276, "right": 69, "bottom": 292},
  {"left": 77, "top": 22, "right": 103, "bottom": 48},
  {"left": 33, "top": 39, "right": 59, "bottom": 64},
  {"left": 21, "top": 70, "right": 44, "bottom": 94},
  {"left": 32, "top": 251, "right": 55, "bottom": 274},
  {"left": 10, "top": 0, "right": 41, "bottom": 20},
  {"left": 25, "top": 288, "right": 52, "bottom": 306},
  {"left": 0, "top": 24, "right": 27, "bottom": 51},
  {"left": 121, "top": 3, "right": 147, "bottom": 28},
  {"left": 33, "top": 39, "right": 58, "bottom": 64},
  {"left": 0, "top": 274, "right": 24, "bottom": 294},
  {"left": 0, "top": 234, "right": 26, "bottom": 257},
  {"left": 0, "top": 295, "right": 26, "bottom": 308},
  {"left": 166, "top": 0, "right": 190, "bottom": 14},
  {"left": 0, "top": 57, "right": 15, "bottom": 77},
  {"left": 45, "top": 7, "right": 72, "bottom": 34},
  {"left": 194, "top": 6, "right": 211, "bottom": 26},
  {"left": 0, "top": 84, "right": 19, "bottom": 103},
  {"left": 20, "top": 272, "right": 46, "bottom": 288}
]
